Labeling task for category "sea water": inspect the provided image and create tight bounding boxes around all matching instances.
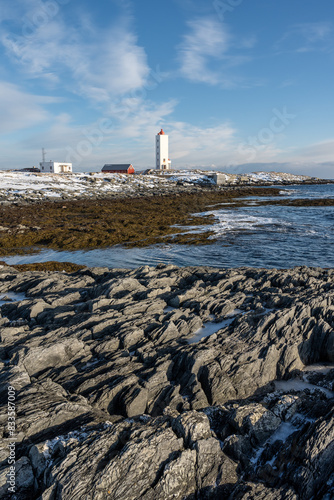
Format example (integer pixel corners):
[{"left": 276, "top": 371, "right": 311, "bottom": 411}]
[{"left": 4, "top": 184, "right": 334, "bottom": 269}]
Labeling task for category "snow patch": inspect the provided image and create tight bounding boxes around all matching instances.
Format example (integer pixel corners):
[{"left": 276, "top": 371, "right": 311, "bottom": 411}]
[
  {"left": 188, "top": 318, "right": 234, "bottom": 343},
  {"left": 43, "top": 428, "right": 90, "bottom": 466}
]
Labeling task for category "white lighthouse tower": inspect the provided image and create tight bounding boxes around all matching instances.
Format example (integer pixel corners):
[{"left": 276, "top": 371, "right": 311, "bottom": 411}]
[{"left": 155, "top": 129, "right": 171, "bottom": 170}]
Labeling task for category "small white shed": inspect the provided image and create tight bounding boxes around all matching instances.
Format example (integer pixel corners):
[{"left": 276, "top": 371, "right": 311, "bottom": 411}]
[{"left": 39, "top": 161, "right": 72, "bottom": 173}]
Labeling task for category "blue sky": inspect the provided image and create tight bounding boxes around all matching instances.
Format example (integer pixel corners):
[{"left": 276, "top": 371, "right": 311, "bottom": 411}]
[{"left": 1, "top": 0, "right": 334, "bottom": 177}]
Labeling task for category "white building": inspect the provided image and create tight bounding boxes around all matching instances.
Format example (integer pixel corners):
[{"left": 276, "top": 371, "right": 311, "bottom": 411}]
[
  {"left": 155, "top": 129, "right": 171, "bottom": 170},
  {"left": 39, "top": 161, "right": 72, "bottom": 173}
]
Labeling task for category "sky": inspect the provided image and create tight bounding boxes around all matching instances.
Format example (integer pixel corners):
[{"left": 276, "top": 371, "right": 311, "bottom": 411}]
[{"left": 1, "top": 0, "right": 334, "bottom": 177}]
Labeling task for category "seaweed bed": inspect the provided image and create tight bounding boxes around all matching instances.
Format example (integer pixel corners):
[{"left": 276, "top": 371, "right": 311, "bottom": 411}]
[
  {"left": 0, "top": 187, "right": 280, "bottom": 256},
  {"left": 0, "top": 260, "right": 86, "bottom": 273}
]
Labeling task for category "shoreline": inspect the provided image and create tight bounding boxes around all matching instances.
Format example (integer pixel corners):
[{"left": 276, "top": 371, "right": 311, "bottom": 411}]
[
  {"left": 0, "top": 262, "right": 333, "bottom": 499},
  {"left": 1, "top": 178, "right": 334, "bottom": 206},
  {"left": 1, "top": 180, "right": 333, "bottom": 269},
  {"left": 0, "top": 186, "right": 282, "bottom": 256},
  {"left": 0, "top": 169, "right": 333, "bottom": 206},
  {"left": 1, "top": 181, "right": 334, "bottom": 262}
]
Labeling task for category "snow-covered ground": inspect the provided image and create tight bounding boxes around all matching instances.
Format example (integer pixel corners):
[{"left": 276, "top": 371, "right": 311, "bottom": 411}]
[
  {"left": 0, "top": 171, "right": 172, "bottom": 202},
  {"left": 0, "top": 169, "right": 319, "bottom": 203},
  {"left": 158, "top": 169, "right": 317, "bottom": 184},
  {"left": 248, "top": 171, "right": 317, "bottom": 182}
]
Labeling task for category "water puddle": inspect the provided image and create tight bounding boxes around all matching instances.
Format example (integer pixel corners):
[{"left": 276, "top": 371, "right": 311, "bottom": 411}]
[
  {"left": 164, "top": 306, "right": 176, "bottom": 313},
  {"left": 267, "top": 421, "right": 298, "bottom": 445},
  {"left": 79, "top": 359, "right": 100, "bottom": 371},
  {"left": 303, "top": 363, "right": 334, "bottom": 375},
  {"left": 0, "top": 292, "right": 27, "bottom": 306},
  {"left": 225, "top": 308, "right": 244, "bottom": 317},
  {"left": 274, "top": 378, "right": 334, "bottom": 399},
  {"left": 251, "top": 421, "right": 299, "bottom": 465}
]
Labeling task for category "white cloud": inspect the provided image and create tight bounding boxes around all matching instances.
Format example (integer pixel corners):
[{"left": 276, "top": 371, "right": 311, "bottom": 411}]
[
  {"left": 177, "top": 17, "right": 257, "bottom": 87},
  {"left": 294, "top": 22, "right": 331, "bottom": 43},
  {"left": 275, "top": 22, "right": 333, "bottom": 53},
  {"left": 112, "top": 100, "right": 178, "bottom": 139},
  {"left": 0, "top": 81, "right": 53, "bottom": 133},
  {"left": 1, "top": 9, "right": 150, "bottom": 103},
  {"left": 72, "top": 28, "right": 150, "bottom": 100},
  {"left": 169, "top": 122, "right": 236, "bottom": 162},
  {"left": 237, "top": 36, "right": 257, "bottom": 50},
  {"left": 177, "top": 18, "right": 231, "bottom": 84},
  {"left": 289, "top": 138, "right": 334, "bottom": 163}
]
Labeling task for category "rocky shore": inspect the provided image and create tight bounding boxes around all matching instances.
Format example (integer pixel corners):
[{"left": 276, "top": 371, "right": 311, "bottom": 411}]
[
  {"left": 0, "top": 263, "right": 333, "bottom": 499},
  {"left": 0, "top": 170, "right": 331, "bottom": 205}
]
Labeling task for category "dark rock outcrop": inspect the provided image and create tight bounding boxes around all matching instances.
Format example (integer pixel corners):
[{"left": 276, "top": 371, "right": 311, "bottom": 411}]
[{"left": 0, "top": 263, "right": 333, "bottom": 499}]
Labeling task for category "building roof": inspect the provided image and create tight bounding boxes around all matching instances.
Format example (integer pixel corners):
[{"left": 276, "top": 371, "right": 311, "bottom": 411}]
[
  {"left": 15, "top": 167, "right": 41, "bottom": 172},
  {"left": 102, "top": 164, "right": 133, "bottom": 171}
]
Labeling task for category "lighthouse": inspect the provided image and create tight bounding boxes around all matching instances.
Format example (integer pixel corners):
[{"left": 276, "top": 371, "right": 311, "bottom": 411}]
[{"left": 155, "top": 129, "right": 171, "bottom": 170}]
